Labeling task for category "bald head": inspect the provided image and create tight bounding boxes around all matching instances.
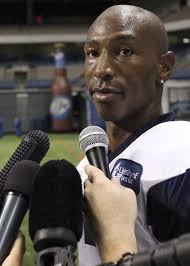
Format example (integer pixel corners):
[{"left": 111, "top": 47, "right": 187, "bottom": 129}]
[{"left": 87, "top": 5, "right": 168, "bottom": 55}]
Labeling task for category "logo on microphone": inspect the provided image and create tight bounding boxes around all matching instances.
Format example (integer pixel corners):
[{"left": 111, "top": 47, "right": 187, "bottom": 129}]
[{"left": 111, "top": 159, "right": 142, "bottom": 194}]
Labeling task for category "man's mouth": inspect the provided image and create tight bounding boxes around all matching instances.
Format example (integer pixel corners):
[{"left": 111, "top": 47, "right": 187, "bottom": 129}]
[
  {"left": 92, "top": 87, "right": 121, "bottom": 94},
  {"left": 91, "top": 87, "right": 122, "bottom": 102}
]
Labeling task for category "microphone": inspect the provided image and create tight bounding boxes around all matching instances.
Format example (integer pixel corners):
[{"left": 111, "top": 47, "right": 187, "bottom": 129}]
[
  {"left": 29, "top": 159, "right": 83, "bottom": 266},
  {"left": 98, "top": 233, "right": 190, "bottom": 266},
  {"left": 0, "top": 130, "right": 49, "bottom": 210},
  {"left": 79, "top": 126, "right": 111, "bottom": 178},
  {"left": 0, "top": 160, "right": 40, "bottom": 265}
]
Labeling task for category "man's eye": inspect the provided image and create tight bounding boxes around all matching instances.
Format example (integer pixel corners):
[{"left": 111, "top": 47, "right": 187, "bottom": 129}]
[
  {"left": 120, "top": 48, "right": 133, "bottom": 56},
  {"left": 87, "top": 50, "right": 99, "bottom": 58}
]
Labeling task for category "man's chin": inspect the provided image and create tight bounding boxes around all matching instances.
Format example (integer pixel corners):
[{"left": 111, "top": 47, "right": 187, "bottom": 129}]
[
  {"left": 95, "top": 105, "right": 123, "bottom": 123},
  {"left": 98, "top": 112, "right": 118, "bottom": 123}
]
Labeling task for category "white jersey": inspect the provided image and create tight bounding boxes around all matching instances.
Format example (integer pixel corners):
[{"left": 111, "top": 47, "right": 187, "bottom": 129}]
[{"left": 77, "top": 115, "right": 190, "bottom": 266}]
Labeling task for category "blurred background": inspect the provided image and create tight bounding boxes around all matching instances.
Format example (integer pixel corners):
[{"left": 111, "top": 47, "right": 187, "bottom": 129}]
[
  {"left": 0, "top": 0, "right": 189, "bottom": 136},
  {"left": 0, "top": 0, "right": 189, "bottom": 265}
]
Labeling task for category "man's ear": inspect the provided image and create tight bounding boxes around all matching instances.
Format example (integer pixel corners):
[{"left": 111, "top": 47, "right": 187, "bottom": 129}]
[{"left": 158, "top": 51, "right": 175, "bottom": 83}]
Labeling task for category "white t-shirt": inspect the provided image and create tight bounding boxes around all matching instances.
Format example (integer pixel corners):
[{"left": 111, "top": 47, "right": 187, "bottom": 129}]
[{"left": 77, "top": 119, "right": 190, "bottom": 266}]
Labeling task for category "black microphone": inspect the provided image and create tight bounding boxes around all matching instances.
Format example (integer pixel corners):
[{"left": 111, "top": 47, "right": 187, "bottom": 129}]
[
  {"left": 99, "top": 234, "right": 190, "bottom": 266},
  {"left": 0, "top": 160, "right": 40, "bottom": 265},
  {"left": 29, "top": 159, "right": 83, "bottom": 266},
  {"left": 97, "top": 233, "right": 190, "bottom": 266},
  {"left": 79, "top": 126, "right": 111, "bottom": 178},
  {"left": 0, "top": 130, "right": 49, "bottom": 210},
  {"left": 131, "top": 234, "right": 190, "bottom": 266}
]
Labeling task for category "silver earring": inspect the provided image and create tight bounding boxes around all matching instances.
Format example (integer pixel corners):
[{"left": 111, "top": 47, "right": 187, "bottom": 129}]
[{"left": 160, "top": 79, "right": 164, "bottom": 84}]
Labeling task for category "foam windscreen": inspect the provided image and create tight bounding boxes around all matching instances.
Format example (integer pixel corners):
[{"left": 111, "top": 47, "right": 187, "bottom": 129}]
[
  {"left": 4, "top": 160, "right": 40, "bottom": 197},
  {"left": 29, "top": 159, "right": 83, "bottom": 242},
  {"left": 0, "top": 130, "right": 49, "bottom": 209}
]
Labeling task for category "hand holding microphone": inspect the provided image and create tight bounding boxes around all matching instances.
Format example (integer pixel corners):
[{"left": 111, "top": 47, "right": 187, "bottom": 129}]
[
  {"left": 84, "top": 165, "right": 137, "bottom": 263},
  {"left": 85, "top": 166, "right": 190, "bottom": 266},
  {"left": 79, "top": 126, "right": 111, "bottom": 178}
]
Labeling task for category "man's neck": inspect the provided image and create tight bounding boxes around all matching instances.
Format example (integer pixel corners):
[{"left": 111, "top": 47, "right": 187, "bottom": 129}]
[
  {"left": 106, "top": 109, "right": 162, "bottom": 152},
  {"left": 106, "top": 124, "right": 131, "bottom": 152}
]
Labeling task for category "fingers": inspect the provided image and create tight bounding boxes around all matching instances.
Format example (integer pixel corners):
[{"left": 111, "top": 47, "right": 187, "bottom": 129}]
[
  {"left": 111, "top": 175, "right": 120, "bottom": 184},
  {"left": 84, "top": 165, "right": 121, "bottom": 190},
  {"left": 10, "top": 232, "right": 25, "bottom": 263},
  {"left": 84, "top": 178, "right": 91, "bottom": 189},
  {"left": 84, "top": 164, "right": 108, "bottom": 183},
  {"left": 2, "top": 231, "right": 25, "bottom": 266}
]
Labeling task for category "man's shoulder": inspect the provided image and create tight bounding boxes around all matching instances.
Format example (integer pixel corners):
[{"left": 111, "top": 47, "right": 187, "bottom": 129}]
[
  {"left": 153, "top": 119, "right": 190, "bottom": 130},
  {"left": 143, "top": 120, "right": 190, "bottom": 142}
]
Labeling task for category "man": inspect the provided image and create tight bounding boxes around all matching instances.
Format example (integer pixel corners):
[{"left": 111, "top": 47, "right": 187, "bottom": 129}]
[{"left": 77, "top": 4, "right": 190, "bottom": 266}]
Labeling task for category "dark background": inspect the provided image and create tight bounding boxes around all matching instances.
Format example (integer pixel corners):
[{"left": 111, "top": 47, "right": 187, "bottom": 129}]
[{"left": 0, "top": 0, "right": 183, "bottom": 25}]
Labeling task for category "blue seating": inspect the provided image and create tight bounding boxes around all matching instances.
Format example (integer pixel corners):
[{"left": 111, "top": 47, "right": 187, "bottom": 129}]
[
  {"left": 26, "top": 79, "right": 52, "bottom": 89},
  {"left": 0, "top": 81, "right": 15, "bottom": 89},
  {"left": 171, "top": 70, "right": 190, "bottom": 80}
]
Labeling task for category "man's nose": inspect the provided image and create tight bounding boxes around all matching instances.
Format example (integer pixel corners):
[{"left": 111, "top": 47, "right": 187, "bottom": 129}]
[{"left": 94, "top": 51, "right": 115, "bottom": 81}]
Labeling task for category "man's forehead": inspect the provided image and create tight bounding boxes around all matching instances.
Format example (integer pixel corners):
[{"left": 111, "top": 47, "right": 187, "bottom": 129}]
[
  {"left": 85, "top": 31, "right": 136, "bottom": 45},
  {"left": 87, "top": 11, "right": 148, "bottom": 41},
  {"left": 85, "top": 5, "right": 168, "bottom": 55},
  {"left": 86, "top": 21, "right": 149, "bottom": 47}
]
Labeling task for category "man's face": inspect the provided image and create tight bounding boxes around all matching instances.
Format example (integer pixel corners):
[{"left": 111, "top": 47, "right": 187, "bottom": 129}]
[{"left": 84, "top": 14, "right": 161, "bottom": 124}]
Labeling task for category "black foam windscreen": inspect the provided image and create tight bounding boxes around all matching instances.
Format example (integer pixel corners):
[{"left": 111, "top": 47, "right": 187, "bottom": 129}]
[
  {"left": 29, "top": 159, "right": 83, "bottom": 242},
  {"left": 4, "top": 160, "right": 40, "bottom": 197},
  {"left": 0, "top": 130, "right": 49, "bottom": 209}
]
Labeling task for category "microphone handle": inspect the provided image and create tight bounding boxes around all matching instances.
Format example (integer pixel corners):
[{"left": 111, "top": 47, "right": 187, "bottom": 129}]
[
  {"left": 128, "top": 235, "right": 190, "bottom": 266},
  {"left": 85, "top": 146, "right": 112, "bottom": 245},
  {"left": 86, "top": 146, "right": 111, "bottom": 179},
  {"left": 0, "top": 192, "right": 28, "bottom": 264},
  {"left": 34, "top": 228, "right": 77, "bottom": 266}
]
